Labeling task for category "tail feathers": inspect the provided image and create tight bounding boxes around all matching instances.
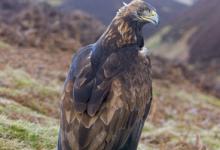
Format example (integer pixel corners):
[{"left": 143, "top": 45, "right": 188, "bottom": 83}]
[
  {"left": 119, "top": 120, "right": 144, "bottom": 150},
  {"left": 57, "top": 130, "right": 62, "bottom": 150}
]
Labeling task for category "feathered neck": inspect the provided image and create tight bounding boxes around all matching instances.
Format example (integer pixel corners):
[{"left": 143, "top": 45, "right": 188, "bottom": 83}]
[{"left": 97, "top": 17, "right": 143, "bottom": 50}]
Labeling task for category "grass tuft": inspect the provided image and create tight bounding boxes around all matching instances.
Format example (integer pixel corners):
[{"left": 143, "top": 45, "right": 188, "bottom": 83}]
[
  {"left": 0, "top": 115, "right": 58, "bottom": 150},
  {"left": 0, "top": 67, "right": 60, "bottom": 117}
]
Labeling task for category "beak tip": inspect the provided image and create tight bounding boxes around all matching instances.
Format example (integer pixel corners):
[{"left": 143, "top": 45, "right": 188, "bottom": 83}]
[
  {"left": 154, "top": 13, "right": 159, "bottom": 25},
  {"left": 155, "top": 19, "right": 160, "bottom": 25}
]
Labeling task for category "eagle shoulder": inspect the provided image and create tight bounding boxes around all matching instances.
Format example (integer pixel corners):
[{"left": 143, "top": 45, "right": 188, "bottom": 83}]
[{"left": 65, "top": 44, "right": 123, "bottom": 117}]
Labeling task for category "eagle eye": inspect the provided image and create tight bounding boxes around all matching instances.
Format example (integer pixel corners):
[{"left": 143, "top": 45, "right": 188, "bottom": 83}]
[{"left": 137, "top": 6, "right": 150, "bottom": 17}]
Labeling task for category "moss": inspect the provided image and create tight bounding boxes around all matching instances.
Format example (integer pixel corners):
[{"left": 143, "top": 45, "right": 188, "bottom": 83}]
[
  {"left": 0, "top": 98, "right": 58, "bottom": 124},
  {"left": 0, "top": 106, "right": 4, "bottom": 113},
  {"left": 196, "top": 93, "right": 220, "bottom": 108},
  {"left": 0, "top": 88, "right": 21, "bottom": 98},
  {"left": 142, "top": 84, "right": 220, "bottom": 150},
  {"left": 0, "top": 67, "right": 59, "bottom": 94},
  {"left": 0, "top": 40, "right": 11, "bottom": 49},
  {"left": 0, "top": 67, "right": 60, "bottom": 116},
  {"left": 142, "top": 122, "right": 220, "bottom": 150},
  {"left": 0, "top": 86, "right": 59, "bottom": 149},
  {"left": 201, "top": 126, "right": 220, "bottom": 149},
  {"left": 0, "top": 68, "right": 59, "bottom": 96},
  {"left": 204, "top": 137, "right": 220, "bottom": 149},
  {"left": 0, "top": 138, "right": 32, "bottom": 150},
  {"left": 175, "top": 89, "right": 220, "bottom": 109},
  {"left": 0, "top": 64, "right": 219, "bottom": 149},
  {"left": 0, "top": 115, "right": 58, "bottom": 150},
  {"left": 12, "top": 71, "right": 35, "bottom": 88},
  {"left": 143, "top": 122, "right": 156, "bottom": 132},
  {"left": 0, "top": 124, "right": 40, "bottom": 147}
]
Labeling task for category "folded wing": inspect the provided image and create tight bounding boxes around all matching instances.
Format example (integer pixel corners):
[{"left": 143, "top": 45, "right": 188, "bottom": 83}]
[{"left": 67, "top": 44, "right": 122, "bottom": 116}]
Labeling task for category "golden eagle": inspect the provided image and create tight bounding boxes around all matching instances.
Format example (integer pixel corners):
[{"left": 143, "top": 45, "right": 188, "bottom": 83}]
[{"left": 58, "top": 0, "right": 159, "bottom": 149}]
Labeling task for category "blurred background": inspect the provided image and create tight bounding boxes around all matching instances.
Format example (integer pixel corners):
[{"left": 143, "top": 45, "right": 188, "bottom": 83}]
[{"left": 0, "top": 0, "right": 219, "bottom": 150}]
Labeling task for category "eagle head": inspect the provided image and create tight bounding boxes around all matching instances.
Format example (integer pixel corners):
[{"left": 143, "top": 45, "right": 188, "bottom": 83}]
[
  {"left": 117, "top": 0, "right": 159, "bottom": 25},
  {"left": 98, "top": 0, "right": 159, "bottom": 49}
]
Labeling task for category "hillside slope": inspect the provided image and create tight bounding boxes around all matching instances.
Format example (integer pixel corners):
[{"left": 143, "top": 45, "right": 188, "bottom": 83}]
[
  {"left": 146, "top": 0, "right": 220, "bottom": 97},
  {"left": 160, "top": 0, "right": 220, "bottom": 64},
  {"left": 0, "top": 40, "right": 220, "bottom": 150},
  {"left": 60, "top": 0, "right": 189, "bottom": 38},
  {"left": 0, "top": 1, "right": 219, "bottom": 150},
  {"left": 0, "top": 0, "right": 104, "bottom": 51}
]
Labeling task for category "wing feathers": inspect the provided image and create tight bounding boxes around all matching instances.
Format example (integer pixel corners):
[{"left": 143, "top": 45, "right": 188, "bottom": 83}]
[
  {"left": 68, "top": 45, "right": 123, "bottom": 116},
  {"left": 87, "top": 88, "right": 109, "bottom": 116},
  {"left": 60, "top": 44, "right": 153, "bottom": 150},
  {"left": 74, "top": 80, "right": 94, "bottom": 112}
]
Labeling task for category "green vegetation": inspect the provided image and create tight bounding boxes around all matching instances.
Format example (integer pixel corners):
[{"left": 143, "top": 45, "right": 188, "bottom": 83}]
[
  {"left": 0, "top": 99, "right": 58, "bottom": 150},
  {"left": 0, "top": 46, "right": 219, "bottom": 150},
  {"left": 140, "top": 81, "right": 220, "bottom": 150},
  {"left": 0, "top": 67, "right": 60, "bottom": 117},
  {"left": 0, "top": 40, "right": 11, "bottom": 49},
  {"left": 44, "top": 0, "right": 63, "bottom": 6}
]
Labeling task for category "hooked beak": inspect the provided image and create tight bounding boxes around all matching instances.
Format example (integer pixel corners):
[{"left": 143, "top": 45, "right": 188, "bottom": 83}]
[{"left": 141, "top": 10, "right": 159, "bottom": 25}]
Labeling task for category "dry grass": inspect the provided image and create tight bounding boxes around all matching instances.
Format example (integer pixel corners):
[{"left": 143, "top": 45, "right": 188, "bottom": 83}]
[
  {"left": 0, "top": 67, "right": 61, "bottom": 117},
  {"left": 141, "top": 80, "right": 220, "bottom": 150},
  {"left": 0, "top": 69, "right": 219, "bottom": 149},
  {"left": 0, "top": 98, "right": 58, "bottom": 150},
  {"left": 0, "top": 36, "right": 219, "bottom": 150}
]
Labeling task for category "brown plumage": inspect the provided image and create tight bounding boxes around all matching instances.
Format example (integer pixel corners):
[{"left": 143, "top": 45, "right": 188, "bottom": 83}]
[{"left": 58, "top": 0, "right": 159, "bottom": 150}]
